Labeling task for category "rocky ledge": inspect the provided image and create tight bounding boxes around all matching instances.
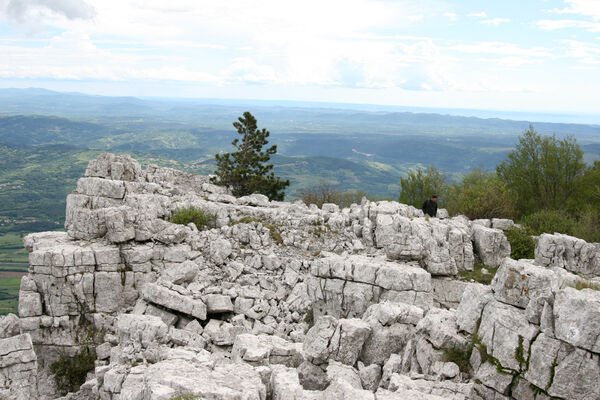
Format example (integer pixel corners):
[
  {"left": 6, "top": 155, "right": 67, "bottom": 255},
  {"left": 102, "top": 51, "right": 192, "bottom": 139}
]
[{"left": 1, "top": 153, "right": 599, "bottom": 400}]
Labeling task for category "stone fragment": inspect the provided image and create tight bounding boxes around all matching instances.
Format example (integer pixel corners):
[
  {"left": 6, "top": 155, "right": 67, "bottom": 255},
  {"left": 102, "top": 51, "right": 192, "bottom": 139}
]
[
  {"left": 205, "top": 294, "right": 234, "bottom": 314},
  {"left": 142, "top": 283, "right": 207, "bottom": 320},
  {"left": 358, "top": 362, "right": 382, "bottom": 391},
  {"left": 298, "top": 360, "right": 330, "bottom": 390}
]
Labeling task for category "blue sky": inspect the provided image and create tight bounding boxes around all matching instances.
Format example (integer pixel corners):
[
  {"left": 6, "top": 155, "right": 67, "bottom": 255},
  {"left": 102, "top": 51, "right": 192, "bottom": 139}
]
[{"left": 0, "top": 0, "right": 599, "bottom": 114}]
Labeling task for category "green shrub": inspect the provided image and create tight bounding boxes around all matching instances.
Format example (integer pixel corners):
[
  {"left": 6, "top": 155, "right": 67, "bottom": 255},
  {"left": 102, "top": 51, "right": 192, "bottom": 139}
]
[
  {"left": 521, "top": 209, "right": 576, "bottom": 236},
  {"left": 445, "top": 168, "right": 515, "bottom": 219},
  {"left": 170, "top": 206, "right": 216, "bottom": 230},
  {"left": 50, "top": 345, "right": 96, "bottom": 396},
  {"left": 505, "top": 226, "right": 535, "bottom": 260},
  {"left": 572, "top": 208, "right": 600, "bottom": 243},
  {"left": 442, "top": 347, "right": 472, "bottom": 374}
]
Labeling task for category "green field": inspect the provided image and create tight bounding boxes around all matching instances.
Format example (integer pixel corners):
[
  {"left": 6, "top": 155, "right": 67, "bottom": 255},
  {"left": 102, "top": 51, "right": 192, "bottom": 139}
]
[
  {"left": 0, "top": 276, "right": 22, "bottom": 315},
  {"left": 0, "top": 233, "right": 28, "bottom": 315}
]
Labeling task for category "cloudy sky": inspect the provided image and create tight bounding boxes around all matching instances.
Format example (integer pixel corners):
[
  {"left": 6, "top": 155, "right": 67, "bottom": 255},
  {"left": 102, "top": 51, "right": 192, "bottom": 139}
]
[{"left": 1, "top": 0, "right": 599, "bottom": 114}]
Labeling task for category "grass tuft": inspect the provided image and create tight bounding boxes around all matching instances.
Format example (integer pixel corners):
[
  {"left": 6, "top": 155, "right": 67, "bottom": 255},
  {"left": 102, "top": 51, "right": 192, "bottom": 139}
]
[
  {"left": 170, "top": 206, "right": 216, "bottom": 230},
  {"left": 459, "top": 262, "right": 498, "bottom": 285}
]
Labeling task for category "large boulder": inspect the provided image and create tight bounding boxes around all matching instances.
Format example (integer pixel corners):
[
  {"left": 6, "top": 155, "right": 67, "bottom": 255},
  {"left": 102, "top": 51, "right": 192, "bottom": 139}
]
[{"left": 472, "top": 225, "right": 510, "bottom": 268}]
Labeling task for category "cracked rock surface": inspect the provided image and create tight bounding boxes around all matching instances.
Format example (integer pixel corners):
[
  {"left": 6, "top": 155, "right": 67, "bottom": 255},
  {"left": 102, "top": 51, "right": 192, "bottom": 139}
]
[{"left": 3, "top": 153, "right": 600, "bottom": 400}]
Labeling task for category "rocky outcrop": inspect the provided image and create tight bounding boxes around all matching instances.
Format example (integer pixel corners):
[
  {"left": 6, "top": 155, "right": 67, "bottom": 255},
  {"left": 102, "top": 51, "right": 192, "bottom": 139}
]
[
  {"left": 536, "top": 232, "right": 600, "bottom": 277},
  {"left": 4, "top": 153, "right": 600, "bottom": 400}
]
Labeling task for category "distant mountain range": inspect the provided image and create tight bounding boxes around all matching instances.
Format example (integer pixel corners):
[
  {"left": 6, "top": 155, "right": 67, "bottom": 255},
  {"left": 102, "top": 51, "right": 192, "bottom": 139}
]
[{"left": 0, "top": 88, "right": 599, "bottom": 237}]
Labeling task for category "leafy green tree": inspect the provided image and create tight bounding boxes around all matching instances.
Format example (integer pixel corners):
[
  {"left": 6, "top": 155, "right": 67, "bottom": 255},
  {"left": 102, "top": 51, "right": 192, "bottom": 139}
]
[
  {"left": 211, "top": 112, "right": 289, "bottom": 201},
  {"left": 496, "top": 126, "right": 585, "bottom": 216},
  {"left": 445, "top": 167, "right": 515, "bottom": 219},
  {"left": 399, "top": 165, "right": 448, "bottom": 208}
]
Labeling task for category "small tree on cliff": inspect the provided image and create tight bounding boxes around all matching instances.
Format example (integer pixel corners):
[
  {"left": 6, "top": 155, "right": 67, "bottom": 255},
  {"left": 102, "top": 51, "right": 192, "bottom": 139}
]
[{"left": 211, "top": 112, "right": 289, "bottom": 201}]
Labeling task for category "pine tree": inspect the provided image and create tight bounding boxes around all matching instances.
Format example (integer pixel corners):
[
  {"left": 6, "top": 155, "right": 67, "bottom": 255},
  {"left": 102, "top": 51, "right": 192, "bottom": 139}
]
[{"left": 211, "top": 112, "right": 289, "bottom": 200}]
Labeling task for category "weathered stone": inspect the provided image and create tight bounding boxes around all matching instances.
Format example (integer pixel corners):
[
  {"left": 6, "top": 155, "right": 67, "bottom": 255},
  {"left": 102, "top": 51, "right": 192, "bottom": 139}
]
[
  {"left": 203, "top": 319, "right": 245, "bottom": 346},
  {"left": 298, "top": 360, "right": 330, "bottom": 390},
  {"left": 232, "top": 334, "right": 303, "bottom": 367},
  {"left": 142, "top": 283, "right": 207, "bottom": 320},
  {"left": 456, "top": 283, "right": 493, "bottom": 334},
  {"left": 472, "top": 225, "right": 510, "bottom": 267},
  {"left": 553, "top": 287, "right": 600, "bottom": 353},
  {"left": 416, "top": 308, "right": 469, "bottom": 351},
  {"left": 535, "top": 233, "right": 600, "bottom": 277},
  {"left": 477, "top": 301, "right": 538, "bottom": 372},
  {"left": 205, "top": 294, "right": 234, "bottom": 314},
  {"left": 491, "top": 258, "right": 557, "bottom": 309},
  {"left": 358, "top": 362, "right": 382, "bottom": 391}
]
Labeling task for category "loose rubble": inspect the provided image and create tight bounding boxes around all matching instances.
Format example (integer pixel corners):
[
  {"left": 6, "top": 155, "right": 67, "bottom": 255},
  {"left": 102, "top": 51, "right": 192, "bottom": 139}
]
[{"left": 2, "top": 153, "right": 600, "bottom": 400}]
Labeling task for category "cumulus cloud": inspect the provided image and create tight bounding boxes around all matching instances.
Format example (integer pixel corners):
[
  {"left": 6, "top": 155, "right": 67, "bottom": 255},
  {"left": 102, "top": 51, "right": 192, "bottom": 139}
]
[
  {"left": 0, "top": 0, "right": 95, "bottom": 22},
  {"left": 467, "top": 11, "right": 488, "bottom": 18},
  {"left": 536, "top": 19, "right": 600, "bottom": 32},
  {"left": 480, "top": 18, "right": 511, "bottom": 26},
  {"left": 550, "top": 0, "right": 600, "bottom": 19}
]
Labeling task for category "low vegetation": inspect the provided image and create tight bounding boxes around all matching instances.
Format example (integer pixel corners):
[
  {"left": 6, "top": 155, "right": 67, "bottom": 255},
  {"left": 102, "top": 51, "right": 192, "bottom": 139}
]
[
  {"left": 229, "top": 215, "right": 284, "bottom": 245},
  {"left": 570, "top": 280, "right": 600, "bottom": 291},
  {"left": 49, "top": 345, "right": 96, "bottom": 396},
  {"left": 170, "top": 206, "right": 216, "bottom": 230},
  {"left": 459, "top": 262, "right": 498, "bottom": 285},
  {"left": 297, "top": 181, "right": 369, "bottom": 208},
  {"left": 505, "top": 226, "right": 535, "bottom": 260},
  {"left": 170, "top": 395, "right": 202, "bottom": 400},
  {"left": 442, "top": 346, "right": 472, "bottom": 374}
]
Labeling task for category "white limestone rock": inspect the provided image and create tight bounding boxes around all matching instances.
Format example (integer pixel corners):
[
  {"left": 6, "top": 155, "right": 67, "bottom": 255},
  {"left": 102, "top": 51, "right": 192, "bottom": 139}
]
[
  {"left": 490, "top": 258, "right": 558, "bottom": 309},
  {"left": 472, "top": 225, "right": 510, "bottom": 268},
  {"left": 455, "top": 283, "right": 493, "bottom": 334},
  {"left": 142, "top": 283, "right": 207, "bottom": 320},
  {"left": 232, "top": 333, "right": 303, "bottom": 367},
  {"left": 535, "top": 233, "right": 600, "bottom": 277},
  {"left": 0, "top": 314, "right": 20, "bottom": 339},
  {"left": 415, "top": 308, "right": 469, "bottom": 351},
  {"left": 477, "top": 301, "right": 539, "bottom": 372},
  {"left": 0, "top": 333, "right": 38, "bottom": 400},
  {"left": 360, "top": 302, "right": 423, "bottom": 366},
  {"left": 205, "top": 294, "right": 235, "bottom": 314},
  {"left": 553, "top": 287, "right": 600, "bottom": 353}
]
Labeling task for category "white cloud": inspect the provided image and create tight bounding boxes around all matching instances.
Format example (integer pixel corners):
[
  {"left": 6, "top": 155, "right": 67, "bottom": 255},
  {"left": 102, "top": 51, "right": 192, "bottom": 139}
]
[
  {"left": 536, "top": 18, "right": 600, "bottom": 31},
  {"left": 444, "top": 12, "right": 457, "bottom": 21},
  {"left": 467, "top": 11, "right": 487, "bottom": 18},
  {"left": 1, "top": 0, "right": 95, "bottom": 20},
  {"left": 480, "top": 18, "right": 511, "bottom": 26},
  {"left": 550, "top": 0, "right": 600, "bottom": 19}
]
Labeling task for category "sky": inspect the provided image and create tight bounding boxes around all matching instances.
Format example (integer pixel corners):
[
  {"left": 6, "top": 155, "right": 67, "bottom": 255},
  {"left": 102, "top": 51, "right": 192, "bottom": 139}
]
[{"left": 0, "top": 0, "right": 599, "bottom": 115}]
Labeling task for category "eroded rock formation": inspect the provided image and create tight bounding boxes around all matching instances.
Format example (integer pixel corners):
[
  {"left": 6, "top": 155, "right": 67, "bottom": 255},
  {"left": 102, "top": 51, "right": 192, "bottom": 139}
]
[{"left": 1, "top": 153, "right": 599, "bottom": 400}]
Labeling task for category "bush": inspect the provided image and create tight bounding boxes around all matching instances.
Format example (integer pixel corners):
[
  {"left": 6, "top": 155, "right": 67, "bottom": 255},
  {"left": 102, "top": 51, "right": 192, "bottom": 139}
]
[
  {"left": 297, "top": 182, "right": 369, "bottom": 209},
  {"left": 445, "top": 168, "right": 515, "bottom": 219},
  {"left": 442, "top": 347, "right": 472, "bottom": 374},
  {"left": 521, "top": 209, "right": 576, "bottom": 236},
  {"left": 50, "top": 346, "right": 96, "bottom": 395},
  {"left": 505, "top": 226, "right": 535, "bottom": 260},
  {"left": 170, "top": 206, "right": 216, "bottom": 230},
  {"left": 572, "top": 208, "right": 600, "bottom": 243}
]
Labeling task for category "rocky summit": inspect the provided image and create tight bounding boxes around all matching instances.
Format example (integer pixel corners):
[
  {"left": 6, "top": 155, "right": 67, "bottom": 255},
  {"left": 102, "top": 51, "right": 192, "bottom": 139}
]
[{"left": 1, "top": 153, "right": 600, "bottom": 400}]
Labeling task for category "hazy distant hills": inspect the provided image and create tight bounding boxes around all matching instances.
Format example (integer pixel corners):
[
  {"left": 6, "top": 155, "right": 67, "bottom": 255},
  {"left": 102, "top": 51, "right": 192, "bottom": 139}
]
[{"left": 1, "top": 88, "right": 600, "bottom": 235}]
